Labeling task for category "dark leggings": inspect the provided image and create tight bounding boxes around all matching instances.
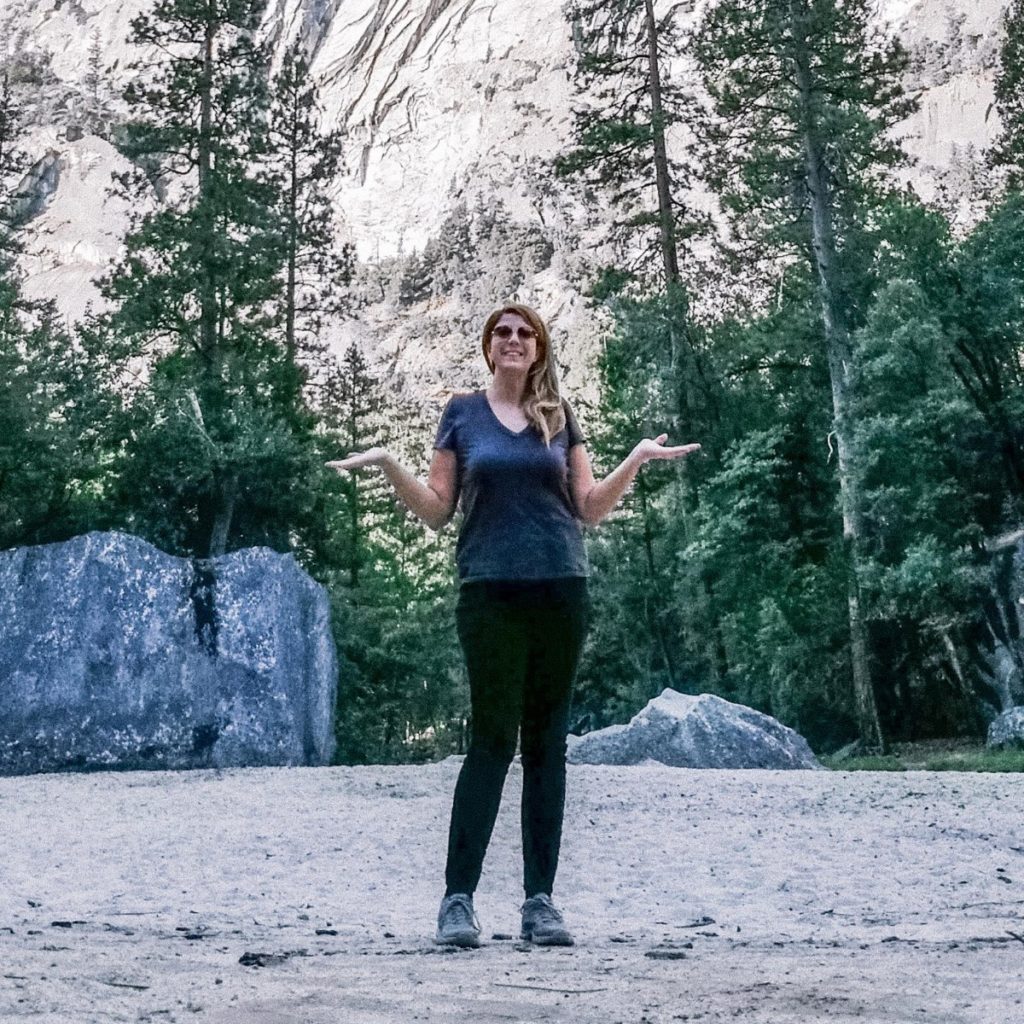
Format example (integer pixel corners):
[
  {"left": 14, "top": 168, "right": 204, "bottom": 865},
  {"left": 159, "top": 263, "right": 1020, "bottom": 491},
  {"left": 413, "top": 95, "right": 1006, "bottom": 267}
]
[{"left": 444, "top": 576, "right": 590, "bottom": 900}]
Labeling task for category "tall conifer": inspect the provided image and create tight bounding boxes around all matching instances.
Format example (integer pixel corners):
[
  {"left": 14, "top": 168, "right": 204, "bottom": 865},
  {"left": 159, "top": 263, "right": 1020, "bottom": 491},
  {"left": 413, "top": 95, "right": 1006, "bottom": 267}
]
[
  {"left": 0, "top": 73, "right": 110, "bottom": 548},
  {"left": 266, "top": 42, "right": 354, "bottom": 363},
  {"left": 690, "top": 0, "right": 916, "bottom": 749},
  {"left": 991, "top": 0, "right": 1024, "bottom": 187},
  {"left": 556, "top": 0, "right": 697, "bottom": 292},
  {"left": 101, "top": 0, "right": 316, "bottom": 557}
]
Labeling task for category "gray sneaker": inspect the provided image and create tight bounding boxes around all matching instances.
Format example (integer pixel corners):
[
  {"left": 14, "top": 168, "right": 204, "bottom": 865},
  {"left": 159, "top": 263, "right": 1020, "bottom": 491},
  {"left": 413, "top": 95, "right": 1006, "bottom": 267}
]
[
  {"left": 520, "top": 893, "right": 574, "bottom": 946},
  {"left": 435, "top": 892, "right": 481, "bottom": 947}
]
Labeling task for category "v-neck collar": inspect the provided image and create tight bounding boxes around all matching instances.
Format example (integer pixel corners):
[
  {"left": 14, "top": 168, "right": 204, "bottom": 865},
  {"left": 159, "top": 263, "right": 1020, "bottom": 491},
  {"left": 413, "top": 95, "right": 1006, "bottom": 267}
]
[{"left": 481, "top": 390, "right": 530, "bottom": 437}]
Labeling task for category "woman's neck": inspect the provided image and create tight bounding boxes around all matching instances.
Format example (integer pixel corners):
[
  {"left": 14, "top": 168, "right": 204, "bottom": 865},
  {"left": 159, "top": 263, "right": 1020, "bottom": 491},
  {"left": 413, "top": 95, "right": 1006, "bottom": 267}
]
[{"left": 487, "top": 371, "right": 528, "bottom": 406}]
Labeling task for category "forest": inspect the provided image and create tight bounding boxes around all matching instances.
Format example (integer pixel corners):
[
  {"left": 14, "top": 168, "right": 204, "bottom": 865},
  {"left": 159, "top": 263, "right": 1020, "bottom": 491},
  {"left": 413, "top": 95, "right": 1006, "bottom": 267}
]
[{"left": 2, "top": 0, "right": 1023, "bottom": 761}]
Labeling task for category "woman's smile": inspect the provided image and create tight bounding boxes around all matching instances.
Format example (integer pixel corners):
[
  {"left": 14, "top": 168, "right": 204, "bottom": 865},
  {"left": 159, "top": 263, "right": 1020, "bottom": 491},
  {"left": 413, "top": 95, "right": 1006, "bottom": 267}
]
[{"left": 489, "top": 314, "right": 539, "bottom": 371}]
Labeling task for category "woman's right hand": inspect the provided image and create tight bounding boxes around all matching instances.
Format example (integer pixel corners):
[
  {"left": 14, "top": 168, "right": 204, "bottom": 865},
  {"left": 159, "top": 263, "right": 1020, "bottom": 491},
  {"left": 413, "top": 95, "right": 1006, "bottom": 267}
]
[{"left": 325, "top": 447, "right": 390, "bottom": 473}]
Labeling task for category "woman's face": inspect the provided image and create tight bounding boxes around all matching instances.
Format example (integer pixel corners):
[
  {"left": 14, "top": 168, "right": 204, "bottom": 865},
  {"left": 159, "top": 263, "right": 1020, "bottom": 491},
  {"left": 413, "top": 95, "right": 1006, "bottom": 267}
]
[{"left": 489, "top": 312, "right": 539, "bottom": 372}]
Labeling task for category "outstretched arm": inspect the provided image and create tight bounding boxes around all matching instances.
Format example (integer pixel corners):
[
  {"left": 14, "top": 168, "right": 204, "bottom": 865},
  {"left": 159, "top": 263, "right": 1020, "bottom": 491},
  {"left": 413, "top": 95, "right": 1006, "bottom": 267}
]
[
  {"left": 568, "top": 435, "right": 701, "bottom": 527},
  {"left": 326, "top": 447, "right": 458, "bottom": 532}
]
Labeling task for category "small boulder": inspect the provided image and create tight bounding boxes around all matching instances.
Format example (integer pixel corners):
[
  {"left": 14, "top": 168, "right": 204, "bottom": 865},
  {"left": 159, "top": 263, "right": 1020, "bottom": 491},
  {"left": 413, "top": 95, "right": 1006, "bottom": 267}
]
[
  {"left": 566, "top": 689, "right": 821, "bottom": 769},
  {"left": 986, "top": 706, "right": 1024, "bottom": 750}
]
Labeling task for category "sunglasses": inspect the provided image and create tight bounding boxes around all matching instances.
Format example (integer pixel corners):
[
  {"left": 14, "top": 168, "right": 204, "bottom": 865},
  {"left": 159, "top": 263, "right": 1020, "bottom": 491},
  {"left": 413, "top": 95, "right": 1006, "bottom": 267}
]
[{"left": 491, "top": 325, "right": 538, "bottom": 341}]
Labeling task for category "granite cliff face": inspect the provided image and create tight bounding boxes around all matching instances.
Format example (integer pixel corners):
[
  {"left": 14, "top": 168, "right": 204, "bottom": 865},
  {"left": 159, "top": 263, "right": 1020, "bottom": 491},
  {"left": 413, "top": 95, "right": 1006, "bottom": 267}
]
[{"left": 1, "top": 0, "right": 1010, "bottom": 393}]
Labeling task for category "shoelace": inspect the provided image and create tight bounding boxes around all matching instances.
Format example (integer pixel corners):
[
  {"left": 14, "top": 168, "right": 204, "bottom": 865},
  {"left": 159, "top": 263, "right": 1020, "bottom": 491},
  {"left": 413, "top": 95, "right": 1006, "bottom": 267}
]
[
  {"left": 443, "top": 894, "right": 479, "bottom": 931},
  {"left": 524, "top": 895, "right": 563, "bottom": 923}
]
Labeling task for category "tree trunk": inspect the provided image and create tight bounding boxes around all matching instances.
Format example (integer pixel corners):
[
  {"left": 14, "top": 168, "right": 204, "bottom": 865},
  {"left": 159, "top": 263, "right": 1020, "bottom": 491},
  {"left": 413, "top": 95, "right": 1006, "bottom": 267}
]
[
  {"left": 348, "top": 474, "right": 361, "bottom": 589},
  {"left": 637, "top": 476, "right": 680, "bottom": 690},
  {"left": 208, "top": 471, "right": 238, "bottom": 557},
  {"left": 348, "top": 374, "right": 361, "bottom": 588},
  {"left": 285, "top": 89, "right": 299, "bottom": 357},
  {"left": 789, "top": 0, "right": 886, "bottom": 750},
  {"left": 198, "top": 14, "right": 218, "bottom": 360},
  {"left": 643, "top": 0, "right": 680, "bottom": 290}
]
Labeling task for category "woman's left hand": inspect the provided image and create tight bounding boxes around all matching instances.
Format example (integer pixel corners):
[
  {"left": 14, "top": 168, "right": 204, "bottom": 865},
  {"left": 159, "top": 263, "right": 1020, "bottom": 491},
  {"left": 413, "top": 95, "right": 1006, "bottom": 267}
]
[{"left": 634, "top": 434, "right": 701, "bottom": 465}]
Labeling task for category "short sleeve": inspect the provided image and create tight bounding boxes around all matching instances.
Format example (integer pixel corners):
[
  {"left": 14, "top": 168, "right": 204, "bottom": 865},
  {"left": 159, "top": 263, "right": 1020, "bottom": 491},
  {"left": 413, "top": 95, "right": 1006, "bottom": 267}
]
[
  {"left": 433, "top": 396, "right": 459, "bottom": 451},
  {"left": 562, "top": 399, "right": 585, "bottom": 448}
]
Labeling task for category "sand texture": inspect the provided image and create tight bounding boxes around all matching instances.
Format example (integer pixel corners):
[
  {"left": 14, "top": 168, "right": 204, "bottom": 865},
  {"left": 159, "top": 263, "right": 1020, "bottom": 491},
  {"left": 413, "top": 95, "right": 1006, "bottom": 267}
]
[{"left": 2, "top": 762, "right": 1022, "bottom": 1023}]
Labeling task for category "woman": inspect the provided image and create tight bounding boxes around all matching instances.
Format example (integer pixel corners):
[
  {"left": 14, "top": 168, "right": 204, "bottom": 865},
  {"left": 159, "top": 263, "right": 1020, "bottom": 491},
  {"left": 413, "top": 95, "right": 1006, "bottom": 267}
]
[{"left": 326, "top": 303, "right": 699, "bottom": 948}]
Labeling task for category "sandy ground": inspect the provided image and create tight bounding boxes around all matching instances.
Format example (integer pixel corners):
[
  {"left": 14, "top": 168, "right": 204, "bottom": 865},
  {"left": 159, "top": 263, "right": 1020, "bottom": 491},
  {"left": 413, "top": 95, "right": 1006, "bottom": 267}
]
[{"left": 1, "top": 761, "right": 1022, "bottom": 1024}]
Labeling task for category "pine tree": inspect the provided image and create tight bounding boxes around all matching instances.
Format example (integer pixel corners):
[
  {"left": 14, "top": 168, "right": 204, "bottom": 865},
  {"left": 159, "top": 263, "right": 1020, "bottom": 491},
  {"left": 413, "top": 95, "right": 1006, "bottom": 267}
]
[
  {"left": 678, "top": 258, "right": 855, "bottom": 748},
  {"left": 553, "top": 1, "right": 733, "bottom": 727},
  {"left": 991, "top": 0, "right": 1024, "bottom": 187},
  {"left": 315, "top": 343, "right": 396, "bottom": 589},
  {"left": 690, "top": 0, "right": 917, "bottom": 749},
  {"left": 851, "top": 273, "right": 993, "bottom": 735},
  {"left": 948, "top": 192, "right": 1024, "bottom": 515},
  {"left": 0, "top": 71, "right": 49, "bottom": 547},
  {"left": 80, "top": 30, "right": 112, "bottom": 135},
  {"left": 266, "top": 42, "right": 354, "bottom": 360},
  {"left": 0, "top": 71, "right": 24, "bottom": 267},
  {"left": 578, "top": 297, "right": 688, "bottom": 713},
  {"left": 0, "top": 73, "right": 113, "bottom": 549},
  {"left": 101, "top": 0, "right": 317, "bottom": 558},
  {"left": 555, "top": 0, "right": 699, "bottom": 292},
  {"left": 315, "top": 343, "right": 462, "bottom": 763},
  {"left": 960, "top": 0, "right": 1024, "bottom": 513},
  {"left": 397, "top": 252, "right": 432, "bottom": 307}
]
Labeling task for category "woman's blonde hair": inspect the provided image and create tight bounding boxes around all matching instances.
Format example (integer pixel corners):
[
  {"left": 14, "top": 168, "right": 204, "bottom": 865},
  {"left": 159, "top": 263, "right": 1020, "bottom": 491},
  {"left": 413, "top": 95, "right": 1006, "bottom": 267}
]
[{"left": 481, "top": 303, "right": 566, "bottom": 446}]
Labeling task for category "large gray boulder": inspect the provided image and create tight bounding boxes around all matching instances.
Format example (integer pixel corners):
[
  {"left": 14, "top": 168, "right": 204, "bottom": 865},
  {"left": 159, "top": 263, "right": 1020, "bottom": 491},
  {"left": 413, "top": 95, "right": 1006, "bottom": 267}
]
[
  {"left": 986, "top": 706, "right": 1024, "bottom": 750},
  {"left": 0, "top": 532, "right": 337, "bottom": 775},
  {"left": 566, "top": 689, "right": 821, "bottom": 769}
]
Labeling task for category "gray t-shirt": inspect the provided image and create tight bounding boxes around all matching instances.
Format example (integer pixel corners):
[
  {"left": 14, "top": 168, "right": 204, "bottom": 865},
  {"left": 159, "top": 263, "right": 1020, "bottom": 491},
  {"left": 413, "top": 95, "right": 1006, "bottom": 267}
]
[{"left": 433, "top": 390, "right": 590, "bottom": 582}]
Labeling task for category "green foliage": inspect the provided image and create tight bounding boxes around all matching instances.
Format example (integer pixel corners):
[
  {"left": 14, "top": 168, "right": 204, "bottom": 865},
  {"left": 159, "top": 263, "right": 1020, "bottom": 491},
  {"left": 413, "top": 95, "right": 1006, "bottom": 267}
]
[
  {"left": 9, "top": 0, "right": 1024, "bottom": 766},
  {"left": 393, "top": 198, "right": 554, "bottom": 311},
  {"left": 921, "top": 750, "right": 1024, "bottom": 772},
  {"left": 567, "top": 268, "right": 873, "bottom": 752},
  {"left": 103, "top": 345, "right": 318, "bottom": 554},
  {"left": 822, "top": 747, "right": 1024, "bottom": 772},
  {"left": 0, "top": 309, "right": 123, "bottom": 549},
  {"left": 79, "top": 31, "right": 117, "bottom": 136},
  {"left": 0, "top": 1, "right": 471, "bottom": 766},
  {"left": 94, "top": 0, "right": 329, "bottom": 558},
  {"left": 850, "top": 278, "right": 992, "bottom": 733},
  {"left": 397, "top": 253, "right": 433, "bottom": 308},
  {"left": 556, "top": 0, "right": 701, "bottom": 291},
  {"left": 686, "top": 421, "right": 855, "bottom": 746},
  {"left": 329, "top": 586, "right": 465, "bottom": 764},
  {"left": 947, "top": 192, "right": 1024, "bottom": 518},
  {"left": 691, "top": 0, "right": 915, "bottom": 261},
  {"left": 854, "top": 278, "right": 980, "bottom": 550},
  {"left": 573, "top": 288, "right": 717, "bottom": 727},
  {"left": 266, "top": 42, "right": 355, "bottom": 351},
  {"left": 565, "top": 9, "right": 1024, "bottom": 750},
  {"left": 307, "top": 343, "right": 465, "bottom": 764},
  {"left": 0, "top": 73, "right": 115, "bottom": 548},
  {"left": 991, "top": 0, "right": 1024, "bottom": 187},
  {"left": 687, "top": 0, "right": 925, "bottom": 750}
]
